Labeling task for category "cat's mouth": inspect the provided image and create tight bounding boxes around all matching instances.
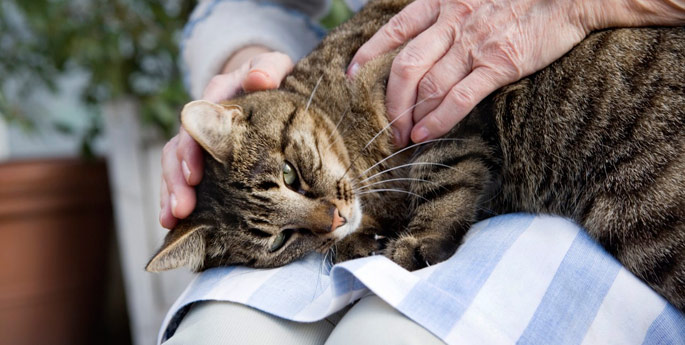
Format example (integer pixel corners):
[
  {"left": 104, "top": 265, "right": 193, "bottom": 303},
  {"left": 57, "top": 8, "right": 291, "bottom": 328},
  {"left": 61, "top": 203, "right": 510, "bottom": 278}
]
[{"left": 331, "top": 198, "right": 362, "bottom": 240}]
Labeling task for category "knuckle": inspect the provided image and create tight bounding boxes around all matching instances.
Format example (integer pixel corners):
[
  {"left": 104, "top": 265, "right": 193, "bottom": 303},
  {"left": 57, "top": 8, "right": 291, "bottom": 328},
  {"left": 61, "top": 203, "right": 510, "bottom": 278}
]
[
  {"left": 384, "top": 13, "right": 412, "bottom": 45},
  {"left": 437, "top": 23, "right": 457, "bottom": 45},
  {"left": 449, "top": 86, "right": 475, "bottom": 108},
  {"left": 392, "top": 49, "right": 425, "bottom": 80},
  {"left": 428, "top": 114, "right": 448, "bottom": 133},
  {"left": 491, "top": 39, "right": 523, "bottom": 79},
  {"left": 395, "top": 46, "right": 423, "bottom": 68},
  {"left": 445, "top": 0, "right": 474, "bottom": 18},
  {"left": 418, "top": 75, "right": 442, "bottom": 98},
  {"left": 440, "top": 4, "right": 472, "bottom": 28}
]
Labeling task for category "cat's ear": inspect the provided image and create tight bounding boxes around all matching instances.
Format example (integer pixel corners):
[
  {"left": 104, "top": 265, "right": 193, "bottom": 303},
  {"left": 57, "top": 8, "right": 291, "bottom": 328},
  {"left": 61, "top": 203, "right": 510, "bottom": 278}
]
[
  {"left": 181, "top": 100, "right": 243, "bottom": 163},
  {"left": 146, "top": 222, "right": 207, "bottom": 272}
]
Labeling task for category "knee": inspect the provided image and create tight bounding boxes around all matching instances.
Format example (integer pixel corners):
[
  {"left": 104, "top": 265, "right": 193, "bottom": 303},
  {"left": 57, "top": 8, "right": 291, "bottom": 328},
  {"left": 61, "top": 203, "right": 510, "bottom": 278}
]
[
  {"left": 325, "top": 296, "right": 445, "bottom": 345},
  {"left": 164, "top": 301, "right": 334, "bottom": 345}
]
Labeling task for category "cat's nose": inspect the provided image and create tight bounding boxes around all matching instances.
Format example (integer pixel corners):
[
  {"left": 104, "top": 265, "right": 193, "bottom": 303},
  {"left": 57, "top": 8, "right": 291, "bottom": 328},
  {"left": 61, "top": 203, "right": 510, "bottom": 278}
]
[{"left": 331, "top": 208, "right": 347, "bottom": 231}]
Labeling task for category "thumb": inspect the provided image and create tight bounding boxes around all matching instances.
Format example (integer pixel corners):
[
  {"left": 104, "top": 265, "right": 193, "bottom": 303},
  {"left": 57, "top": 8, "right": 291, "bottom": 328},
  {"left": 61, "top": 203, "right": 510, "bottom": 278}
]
[{"left": 242, "top": 52, "right": 294, "bottom": 92}]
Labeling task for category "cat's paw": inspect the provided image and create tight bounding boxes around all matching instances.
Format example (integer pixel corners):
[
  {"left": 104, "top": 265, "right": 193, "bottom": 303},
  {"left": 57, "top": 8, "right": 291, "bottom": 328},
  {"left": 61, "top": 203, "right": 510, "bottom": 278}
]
[
  {"left": 333, "top": 232, "right": 384, "bottom": 264},
  {"left": 384, "top": 235, "right": 457, "bottom": 271}
]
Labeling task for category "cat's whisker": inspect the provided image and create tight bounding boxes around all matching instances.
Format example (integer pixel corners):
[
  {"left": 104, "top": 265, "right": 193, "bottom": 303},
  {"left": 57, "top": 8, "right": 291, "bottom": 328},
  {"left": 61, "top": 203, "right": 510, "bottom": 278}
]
[
  {"left": 324, "top": 109, "right": 351, "bottom": 151},
  {"left": 325, "top": 133, "right": 343, "bottom": 152},
  {"left": 340, "top": 93, "right": 438, "bottom": 180},
  {"left": 476, "top": 206, "right": 499, "bottom": 216},
  {"left": 314, "top": 250, "right": 329, "bottom": 299},
  {"left": 357, "top": 138, "right": 465, "bottom": 180},
  {"left": 358, "top": 162, "right": 460, "bottom": 185},
  {"left": 357, "top": 188, "right": 428, "bottom": 202},
  {"left": 354, "top": 177, "right": 439, "bottom": 191},
  {"left": 304, "top": 75, "right": 324, "bottom": 114},
  {"left": 360, "top": 93, "right": 437, "bottom": 153},
  {"left": 328, "top": 244, "right": 336, "bottom": 264}
]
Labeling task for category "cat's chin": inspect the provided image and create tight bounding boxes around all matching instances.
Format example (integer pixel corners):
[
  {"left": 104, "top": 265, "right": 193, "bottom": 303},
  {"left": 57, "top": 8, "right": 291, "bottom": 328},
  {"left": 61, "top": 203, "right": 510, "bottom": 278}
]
[{"left": 332, "top": 198, "right": 362, "bottom": 240}]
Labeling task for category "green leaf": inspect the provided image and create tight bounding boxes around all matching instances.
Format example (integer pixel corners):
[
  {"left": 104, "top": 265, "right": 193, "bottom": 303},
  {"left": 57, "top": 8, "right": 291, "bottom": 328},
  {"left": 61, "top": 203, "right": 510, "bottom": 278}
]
[{"left": 0, "top": 0, "right": 195, "bottom": 157}]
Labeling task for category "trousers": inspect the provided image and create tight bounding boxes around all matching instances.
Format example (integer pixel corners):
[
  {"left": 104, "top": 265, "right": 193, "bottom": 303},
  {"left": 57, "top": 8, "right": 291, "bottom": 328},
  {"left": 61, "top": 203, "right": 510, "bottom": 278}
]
[{"left": 164, "top": 294, "right": 446, "bottom": 344}]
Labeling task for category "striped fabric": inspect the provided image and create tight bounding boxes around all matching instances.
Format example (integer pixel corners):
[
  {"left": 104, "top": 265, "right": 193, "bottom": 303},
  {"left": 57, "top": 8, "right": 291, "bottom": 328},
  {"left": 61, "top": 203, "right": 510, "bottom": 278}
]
[{"left": 158, "top": 214, "right": 684, "bottom": 344}]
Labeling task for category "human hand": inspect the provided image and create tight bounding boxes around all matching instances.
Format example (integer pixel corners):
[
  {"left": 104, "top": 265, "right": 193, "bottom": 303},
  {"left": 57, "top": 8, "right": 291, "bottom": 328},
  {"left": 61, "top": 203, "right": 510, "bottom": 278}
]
[
  {"left": 160, "top": 47, "right": 294, "bottom": 229},
  {"left": 348, "top": 0, "right": 591, "bottom": 147},
  {"left": 203, "top": 46, "right": 294, "bottom": 102}
]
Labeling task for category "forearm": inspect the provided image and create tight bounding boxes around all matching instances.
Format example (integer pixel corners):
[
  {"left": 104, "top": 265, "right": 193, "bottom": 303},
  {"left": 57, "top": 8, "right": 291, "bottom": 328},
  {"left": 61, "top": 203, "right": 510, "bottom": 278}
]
[
  {"left": 181, "top": 0, "right": 327, "bottom": 99},
  {"left": 581, "top": 0, "right": 685, "bottom": 32}
]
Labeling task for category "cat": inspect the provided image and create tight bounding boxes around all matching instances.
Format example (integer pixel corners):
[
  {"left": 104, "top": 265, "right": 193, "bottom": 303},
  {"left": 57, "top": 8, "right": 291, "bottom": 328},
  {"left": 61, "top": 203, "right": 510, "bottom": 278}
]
[{"left": 147, "top": 0, "right": 685, "bottom": 310}]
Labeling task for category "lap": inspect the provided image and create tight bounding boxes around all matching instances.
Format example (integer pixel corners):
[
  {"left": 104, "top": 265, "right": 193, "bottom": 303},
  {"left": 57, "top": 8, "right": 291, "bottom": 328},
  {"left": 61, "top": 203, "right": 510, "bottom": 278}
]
[
  {"left": 163, "top": 300, "right": 334, "bottom": 345},
  {"left": 324, "top": 295, "right": 445, "bottom": 345},
  {"left": 163, "top": 295, "right": 444, "bottom": 345}
]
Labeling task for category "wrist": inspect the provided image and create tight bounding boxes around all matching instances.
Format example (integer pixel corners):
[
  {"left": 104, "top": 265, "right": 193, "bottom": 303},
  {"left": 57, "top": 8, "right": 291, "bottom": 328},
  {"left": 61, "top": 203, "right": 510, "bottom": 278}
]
[
  {"left": 579, "top": 0, "right": 685, "bottom": 32},
  {"left": 222, "top": 45, "right": 272, "bottom": 74}
]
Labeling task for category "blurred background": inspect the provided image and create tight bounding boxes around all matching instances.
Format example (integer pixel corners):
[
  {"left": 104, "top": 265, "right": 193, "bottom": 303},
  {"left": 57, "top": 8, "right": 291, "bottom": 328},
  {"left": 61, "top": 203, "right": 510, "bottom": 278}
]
[{"left": 0, "top": 0, "right": 196, "bottom": 344}]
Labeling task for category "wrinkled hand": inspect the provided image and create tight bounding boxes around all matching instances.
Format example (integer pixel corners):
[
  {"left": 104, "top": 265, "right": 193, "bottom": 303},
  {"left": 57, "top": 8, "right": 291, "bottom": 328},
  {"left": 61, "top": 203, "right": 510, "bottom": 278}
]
[
  {"left": 348, "top": 0, "right": 590, "bottom": 147},
  {"left": 160, "top": 48, "right": 294, "bottom": 228}
]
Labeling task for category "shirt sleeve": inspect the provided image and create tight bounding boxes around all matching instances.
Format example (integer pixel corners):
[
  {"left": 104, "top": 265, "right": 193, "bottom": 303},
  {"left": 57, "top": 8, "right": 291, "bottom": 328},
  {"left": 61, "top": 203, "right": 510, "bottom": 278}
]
[{"left": 181, "top": 0, "right": 330, "bottom": 99}]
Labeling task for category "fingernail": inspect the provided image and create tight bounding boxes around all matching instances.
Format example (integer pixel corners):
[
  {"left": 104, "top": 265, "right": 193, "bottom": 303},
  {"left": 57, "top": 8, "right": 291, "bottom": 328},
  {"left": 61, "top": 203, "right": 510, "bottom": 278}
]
[
  {"left": 245, "top": 69, "right": 276, "bottom": 91},
  {"left": 182, "top": 160, "right": 191, "bottom": 183},
  {"left": 413, "top": 126, "right": 429, "bottom": 143},
  {"left": 170, "top": 193, "right": 178, "bottom": 215},
  {"left": 392, "top": 128, "right": 402, "bottom": 147},
  {"left": 347, "top": 63, "right": 360, "bottom": 78},
  {"left": 248, "top": 69, "right": 270, "bottom": 79}
]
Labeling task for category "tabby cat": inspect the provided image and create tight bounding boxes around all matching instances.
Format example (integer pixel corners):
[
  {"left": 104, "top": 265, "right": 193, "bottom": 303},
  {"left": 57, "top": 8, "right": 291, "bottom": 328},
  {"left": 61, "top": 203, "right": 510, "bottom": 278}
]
[{"left": 147, "top": 0, "right": 685, "bottom": 310}]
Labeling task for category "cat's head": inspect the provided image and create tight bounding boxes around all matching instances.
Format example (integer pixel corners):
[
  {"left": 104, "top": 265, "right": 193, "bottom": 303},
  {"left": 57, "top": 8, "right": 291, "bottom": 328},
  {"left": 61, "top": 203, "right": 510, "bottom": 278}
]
[{"left": 146, "top": 92, "right": 362, "bottom": 272}]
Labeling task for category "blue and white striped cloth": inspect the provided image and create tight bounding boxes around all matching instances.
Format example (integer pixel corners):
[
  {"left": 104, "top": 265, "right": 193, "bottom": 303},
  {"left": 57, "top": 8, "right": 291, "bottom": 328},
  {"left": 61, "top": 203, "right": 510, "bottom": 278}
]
[{"left": 158, "top": 214, "right": 684, "bottom": 344}]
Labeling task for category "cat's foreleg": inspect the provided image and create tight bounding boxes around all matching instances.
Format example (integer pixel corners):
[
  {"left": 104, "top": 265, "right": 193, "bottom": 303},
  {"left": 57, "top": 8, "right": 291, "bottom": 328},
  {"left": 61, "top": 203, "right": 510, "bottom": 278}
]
[
  {"left": 333, "top": 215, "right": 387, "bottom": 263},
  {"left": 385, "top": 136, "right": 498, "bottom": 271}
]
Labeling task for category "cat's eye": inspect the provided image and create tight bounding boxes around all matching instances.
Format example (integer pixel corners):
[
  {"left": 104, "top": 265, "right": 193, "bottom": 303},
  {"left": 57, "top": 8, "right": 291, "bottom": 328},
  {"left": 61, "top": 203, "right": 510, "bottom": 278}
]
[
  {"left": 282, "top": 162, "right": 298, "bottom": 186},
  {"left": 270, "top": 231, "right": 289, "bottom": 252}
]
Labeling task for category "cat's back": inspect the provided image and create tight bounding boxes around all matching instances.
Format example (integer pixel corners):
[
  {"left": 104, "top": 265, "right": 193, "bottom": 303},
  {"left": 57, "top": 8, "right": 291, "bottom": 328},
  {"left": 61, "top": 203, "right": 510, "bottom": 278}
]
[{"left": 488, "top": 26, "right": 685, "bottom": 216}]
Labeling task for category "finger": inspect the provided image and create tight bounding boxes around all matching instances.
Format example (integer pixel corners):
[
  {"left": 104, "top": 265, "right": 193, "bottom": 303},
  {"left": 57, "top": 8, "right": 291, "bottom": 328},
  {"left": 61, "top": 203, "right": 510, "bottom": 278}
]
[
  {"left": 162, "top": 138, "right": 197, "bottom": 219},
  {"left": 348, "top": 0, "right": 440, "bottom": 75},
  {"left": 412, "top": 45, "right": 471, "bottom": 124},
  {"left": 159, "top": 178, "right": 177, "bottom": 229},
  {"left": 242, "top": 52, "right": 294, "bottom": 92},
  {"left": 202, "top": 69, "right": 246, "bottom": 103},
  {"left": 411, "top": 67, "right": 504, "bottom": 142},
  {"left": 161, "top": 135, "right": 180, "bottom": 193},
  {"left": 160, "top": 176, "right": 168, "bottom": 209},
  {"left": 160, "top": 202, "right": 177, "bottom": 229},
  {"left": 385, "top": 23, "right": 454, "bottom": 147},
  {"left": 176, "top": 127, "right": 204, "bottom": 186}
]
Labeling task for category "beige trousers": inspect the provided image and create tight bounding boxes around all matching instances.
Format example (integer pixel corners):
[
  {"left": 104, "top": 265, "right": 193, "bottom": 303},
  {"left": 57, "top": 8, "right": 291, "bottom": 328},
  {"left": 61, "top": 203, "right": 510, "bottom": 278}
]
[{"left": 164, "top": 295, "right": 446, "bottom": 344}]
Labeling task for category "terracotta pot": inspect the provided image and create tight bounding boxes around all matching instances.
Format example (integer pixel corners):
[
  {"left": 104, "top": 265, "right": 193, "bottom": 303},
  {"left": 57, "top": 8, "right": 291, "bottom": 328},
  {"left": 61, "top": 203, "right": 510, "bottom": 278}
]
[{"left": 0, "top": 159, "right": 113, "bottom": 345}]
